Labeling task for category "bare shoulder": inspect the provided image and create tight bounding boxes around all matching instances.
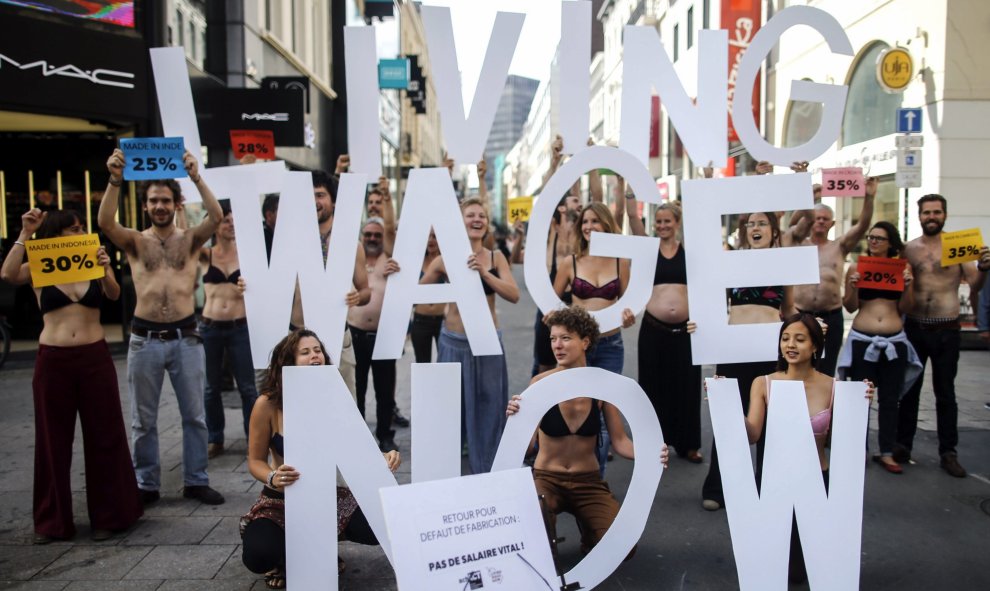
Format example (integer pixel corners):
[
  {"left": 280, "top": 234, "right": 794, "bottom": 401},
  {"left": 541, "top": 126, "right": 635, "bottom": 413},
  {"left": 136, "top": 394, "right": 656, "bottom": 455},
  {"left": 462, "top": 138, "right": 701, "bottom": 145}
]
[
  {"left": 253, "top": 394, "right": 278, "bottom": 414},
  {"left": 529, "top": 366, "right": 565, "bottom": 386}
]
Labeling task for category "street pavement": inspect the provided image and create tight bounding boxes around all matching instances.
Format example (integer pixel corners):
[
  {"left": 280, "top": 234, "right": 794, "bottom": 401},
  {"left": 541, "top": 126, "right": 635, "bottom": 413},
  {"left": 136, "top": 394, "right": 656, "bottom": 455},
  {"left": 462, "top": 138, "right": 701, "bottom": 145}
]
[{"left": 1, "top": 265, "right": 989, "bottom": 590}]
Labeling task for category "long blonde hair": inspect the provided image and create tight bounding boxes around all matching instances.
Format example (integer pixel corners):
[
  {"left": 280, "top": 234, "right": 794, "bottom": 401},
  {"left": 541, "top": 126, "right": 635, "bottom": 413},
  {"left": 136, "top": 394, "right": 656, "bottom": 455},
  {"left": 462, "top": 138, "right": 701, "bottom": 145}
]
[{"left": 574, "top": 202, "right": 619, "bottom": 255}]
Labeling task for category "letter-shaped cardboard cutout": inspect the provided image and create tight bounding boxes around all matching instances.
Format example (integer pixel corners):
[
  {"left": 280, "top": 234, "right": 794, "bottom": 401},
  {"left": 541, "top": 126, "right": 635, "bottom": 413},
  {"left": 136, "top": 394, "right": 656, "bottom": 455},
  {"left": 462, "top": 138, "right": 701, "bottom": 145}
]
[
  {"left": 150, "top": 46, "right": 205, "bottom": 203},
  {"left": 525, "top": 147, "right": 660, "bottom": 331},
  {"left": 345, "top": 26, "right": 383, "bottom": 177},
  {"left": 620, "top": 27, "right": 727, "bottom": 167},
  {"left": 707, "top": 378, "right": 869, "bottom": 590},
  {"left": 492, "top": 367, "right": 663, "bottom": 590},
  {"left": 732, "top": 6, "right": 853, "bottom": 165},
  {"left": 681, "top": 173, "right": 819, "bottom": 364},
  {"left": 421, "top": 6, "right": 524, "bottom": 164},
  {"left": 411, "top": 363, "right": 463, "bottom": 483},
  {"left": 374, "top": 167, "right": 501, "bottom": 359},
  {"left": 559, "top": 1, "right": 591, "bottom": 154}
]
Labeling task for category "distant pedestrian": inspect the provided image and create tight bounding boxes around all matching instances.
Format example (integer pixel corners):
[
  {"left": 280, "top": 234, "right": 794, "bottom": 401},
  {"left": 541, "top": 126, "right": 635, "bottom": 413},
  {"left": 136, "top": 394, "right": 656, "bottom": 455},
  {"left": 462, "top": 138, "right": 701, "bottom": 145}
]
[{"left": 1, "top": 207, "right": 142, "bottom": 543}]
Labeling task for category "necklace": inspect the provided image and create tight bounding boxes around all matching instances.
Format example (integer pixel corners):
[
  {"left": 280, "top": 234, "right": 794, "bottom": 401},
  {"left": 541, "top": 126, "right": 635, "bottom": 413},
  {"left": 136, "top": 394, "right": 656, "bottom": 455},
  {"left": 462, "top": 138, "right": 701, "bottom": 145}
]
[{"left": 156, "top": 230, "right": 175, "bottom": 248}]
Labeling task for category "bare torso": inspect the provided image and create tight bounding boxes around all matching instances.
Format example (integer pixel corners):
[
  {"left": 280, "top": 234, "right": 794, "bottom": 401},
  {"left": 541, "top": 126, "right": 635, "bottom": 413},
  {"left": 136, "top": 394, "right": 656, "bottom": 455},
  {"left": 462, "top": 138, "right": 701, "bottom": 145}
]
[
  {"left": 904, "top": 236, "right": 963, "bottom": 319},
  {"left": 645, "top": 242, "right": 688, "bottom": 323},
  {"left": 531, "top": 367, "right": 602, "bottom": 474},
  {"left": 35, "top": 281, "right": 106, "bottom": 346},
  {"left": 347, "top": 254, "right": 386, "bottom": 330},
  {"left": 414, "top": 254, "right": 445, "bottom": 317},
  {"left": 200, "top": 245, "right": 246, "bottom": 321},
  {"left": 130, "top": 229, "right": 199, "bottom": 322},
  {"left": 794, "top": 239, "right": 845, "bottom": 312},
  {"left": 566, "top": 254, "right": 623, "bottom": 337}
]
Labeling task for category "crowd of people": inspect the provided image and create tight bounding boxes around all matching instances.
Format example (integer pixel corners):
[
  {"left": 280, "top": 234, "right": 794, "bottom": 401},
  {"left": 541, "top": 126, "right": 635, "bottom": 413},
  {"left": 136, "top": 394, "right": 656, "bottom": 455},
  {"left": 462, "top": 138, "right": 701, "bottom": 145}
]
[{"left": 1, "top": 139, "right": 988, "bottom": 588}]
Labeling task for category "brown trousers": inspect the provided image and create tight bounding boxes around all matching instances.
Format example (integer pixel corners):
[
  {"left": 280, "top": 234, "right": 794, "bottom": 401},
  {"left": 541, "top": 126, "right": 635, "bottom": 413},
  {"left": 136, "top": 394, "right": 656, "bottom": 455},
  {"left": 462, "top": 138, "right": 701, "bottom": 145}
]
[
  {"left": 534, "top": 469, "right": 633, "bottom": 558},
  {"left": 33, "top": 341, "right": 142, "bottom": 538}
]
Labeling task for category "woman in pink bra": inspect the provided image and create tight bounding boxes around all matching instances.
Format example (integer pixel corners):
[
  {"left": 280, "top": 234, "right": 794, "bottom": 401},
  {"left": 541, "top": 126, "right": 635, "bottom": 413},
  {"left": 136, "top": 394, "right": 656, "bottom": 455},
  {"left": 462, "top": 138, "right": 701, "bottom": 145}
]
[
  {"left": 552, "top": 202, "right": 635, "bottom": 474},
  {"left": 2, "top": 208, "right": 142, "bottom": 543},
  {"left": 739, "top": 312, "right": 874, "bottom": 583}
]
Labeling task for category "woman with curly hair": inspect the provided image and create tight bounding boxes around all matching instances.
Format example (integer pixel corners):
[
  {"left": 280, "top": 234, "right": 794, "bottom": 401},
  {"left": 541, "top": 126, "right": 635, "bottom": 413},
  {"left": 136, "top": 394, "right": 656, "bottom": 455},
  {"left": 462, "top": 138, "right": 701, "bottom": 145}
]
[
  {"left": 240, "top": 329, "right": 400, "bottom": 588},
  {"left": 838, "top": 221, "right": 922, "bottom": 474},
  {"left": 506, "top": 307, "right": 667, "bottom": 557}
]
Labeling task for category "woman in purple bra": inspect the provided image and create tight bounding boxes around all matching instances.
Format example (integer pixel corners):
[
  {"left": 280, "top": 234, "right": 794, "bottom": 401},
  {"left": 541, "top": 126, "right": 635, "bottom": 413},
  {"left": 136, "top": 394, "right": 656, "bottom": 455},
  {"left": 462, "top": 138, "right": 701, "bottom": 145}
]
[
  {"left": 1, "top": 208, "right": 142, "bottom": 543},
  {"left": 739, "top": 313, "right": 873, "bottom": 583},
  {"left": 241, "top": 329, "right": 400, "bottom": 587},
  {"left": 506, "top": 307, "right": 667, "bottom": 556},
  {"left": 197, "top": 200, "right": 258, "bottom": 459},
  {"left": 552, "top": 202, "right": 635, "bottom": 474}
]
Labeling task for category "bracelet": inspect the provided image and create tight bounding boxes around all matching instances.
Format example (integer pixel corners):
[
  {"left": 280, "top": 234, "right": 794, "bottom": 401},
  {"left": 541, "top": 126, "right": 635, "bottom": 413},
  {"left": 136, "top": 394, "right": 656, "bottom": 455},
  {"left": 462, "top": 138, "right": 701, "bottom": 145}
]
[
  {"left": 108, "top": 176, "right": 122, "bottom": 187},
  {"left": 624, "top": 193, "right": 635, "bottom": 200},
  {"left": 190, "top": 175, "right": 202, "bottom": 184},
  {"left": 266, "top": 470, "right": 278, "bottom": 488},
  {"left": 13, "top": 240, "right": 25, "bottom": 247}
]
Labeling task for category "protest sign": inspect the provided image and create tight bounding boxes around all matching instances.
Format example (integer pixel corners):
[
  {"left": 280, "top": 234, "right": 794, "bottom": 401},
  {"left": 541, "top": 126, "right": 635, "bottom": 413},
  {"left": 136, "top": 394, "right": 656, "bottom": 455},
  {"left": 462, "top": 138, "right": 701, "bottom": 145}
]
[
  {"left": 821, "top": 167, "right": 865, "bottom": 197},
  {"left": 230, "top": 130, "right": 275, "bottom": 160},
  {"left": 856, "top": 256, "right": 906, "bottom": 291},
  {"left": 120, "top": 137, "right": 187, "bottom": 181},
  {"left": 940, "top": 228, "right": 984, "bottom": 266},
  {"left": 380, "top": 468, "right": 556, "bottom": 591},
  {"left": 25, "top": 233, "right": 104, "bottom": 287},
  {"left": 506, "top": 196, "right": 533, "bottom": 225}
]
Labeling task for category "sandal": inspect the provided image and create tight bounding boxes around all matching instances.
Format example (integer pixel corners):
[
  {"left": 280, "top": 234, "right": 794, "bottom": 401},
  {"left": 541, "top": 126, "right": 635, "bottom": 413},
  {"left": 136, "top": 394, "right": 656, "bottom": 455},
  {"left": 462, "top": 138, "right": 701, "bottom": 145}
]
[{"left": 264, "top": 568, "right": 286, "bottom": 589}]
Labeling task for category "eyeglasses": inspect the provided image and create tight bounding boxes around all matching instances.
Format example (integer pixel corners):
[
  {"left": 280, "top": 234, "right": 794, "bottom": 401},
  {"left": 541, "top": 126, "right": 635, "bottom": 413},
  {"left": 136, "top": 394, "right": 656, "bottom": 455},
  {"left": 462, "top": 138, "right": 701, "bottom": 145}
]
[
  {"left": 363, "top": 232, "right": 383, "bottom": 238},
  {"left": 866, "top": 235, "right": 889, "bottom": 242},
  {"left": 744, "top": 221, "right": 770, "bottom": 229}
]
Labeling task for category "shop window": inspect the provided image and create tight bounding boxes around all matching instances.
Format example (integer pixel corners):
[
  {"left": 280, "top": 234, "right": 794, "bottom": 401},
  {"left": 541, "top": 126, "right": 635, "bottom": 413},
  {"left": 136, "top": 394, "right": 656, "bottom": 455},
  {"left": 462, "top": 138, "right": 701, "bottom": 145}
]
[
  {"left": 782, "top": 79, "right": 823, "bottom": 147},
  {"left": 841, "top": 42, "right": 903, "bottom": 147}
]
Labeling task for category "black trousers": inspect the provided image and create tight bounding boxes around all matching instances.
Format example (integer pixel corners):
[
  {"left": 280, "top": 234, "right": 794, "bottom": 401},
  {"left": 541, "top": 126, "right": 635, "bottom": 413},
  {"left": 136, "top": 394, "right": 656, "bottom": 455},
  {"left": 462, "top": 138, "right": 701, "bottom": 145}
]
[
  {"left": 241, "top": 509, "right": 378, "bottom": 574},
  {"left": 410, "top": 313, "right": 443, "bottom": 363},
  {"left": 788, "top": 470, "right": 830, "bottom": 583},
  {"left": 349, "top": 325, "right": 396, "bottom": 441},
  {"left": 638, "top": 314, "right": 701, "bottom": 453},
  {"left": 847, "top": 339, "right": 908, "bottom": 456},
  {"left": 897, "top": 320, "right": 960, "bottom": 455},
  {"left": 797, "top": 307, "right": 843, "bottom": 377},
  {"left": 702, "top": 360, "right": 776, "bottom": 505}
]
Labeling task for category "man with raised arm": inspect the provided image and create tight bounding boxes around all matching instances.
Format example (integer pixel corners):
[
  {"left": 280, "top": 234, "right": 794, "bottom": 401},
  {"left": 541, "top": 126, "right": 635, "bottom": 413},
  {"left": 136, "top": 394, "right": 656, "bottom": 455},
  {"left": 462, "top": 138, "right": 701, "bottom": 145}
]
[
  {"left": 791, "top": 177, "right": 877, "bottom": 376},
  {"left": 896, "top": 194, "right": 989, "bottom": 477},
  {"left": 98, "top": 149, "right": 225, "bottom": 506}
]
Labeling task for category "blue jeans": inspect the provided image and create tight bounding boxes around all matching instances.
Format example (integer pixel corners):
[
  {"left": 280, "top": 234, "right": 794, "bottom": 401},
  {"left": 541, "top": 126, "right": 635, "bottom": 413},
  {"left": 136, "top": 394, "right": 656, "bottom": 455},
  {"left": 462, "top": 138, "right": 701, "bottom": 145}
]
[
  {"left": 201, "top": 320, "right": 259, "bottom": 445},
  {"left": 127, "top": 332, "right": 210, "bottom": 490},
  {"left": 586, "top": 332, "right": 624, "bottom": 476}
]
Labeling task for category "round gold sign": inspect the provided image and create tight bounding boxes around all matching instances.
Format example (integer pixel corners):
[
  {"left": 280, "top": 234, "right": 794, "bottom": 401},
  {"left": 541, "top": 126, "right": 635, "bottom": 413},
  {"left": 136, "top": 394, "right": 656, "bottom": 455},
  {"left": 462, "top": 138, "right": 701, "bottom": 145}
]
[{"left": 876, "top": 47, "right": 913, "bottom": 93}]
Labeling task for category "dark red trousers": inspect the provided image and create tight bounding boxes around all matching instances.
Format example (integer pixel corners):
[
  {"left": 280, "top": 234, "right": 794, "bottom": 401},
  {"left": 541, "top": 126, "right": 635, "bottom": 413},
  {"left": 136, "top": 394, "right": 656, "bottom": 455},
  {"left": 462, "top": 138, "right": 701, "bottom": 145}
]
[{"left": 33, "top": 340, "right": 142, "bottom": 538}]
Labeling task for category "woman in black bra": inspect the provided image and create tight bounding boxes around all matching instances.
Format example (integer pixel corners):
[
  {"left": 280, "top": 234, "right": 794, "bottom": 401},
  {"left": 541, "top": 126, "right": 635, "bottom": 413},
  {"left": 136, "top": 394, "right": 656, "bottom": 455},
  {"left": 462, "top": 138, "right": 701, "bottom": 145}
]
[
  {"left": 701, "top": 211, "right": 794, "bottom": 511},
  {"left": 241, "top": 329, "right": 400, "bottom": 587},
  {"left": 505, "top": 307, "right": 667, "bottom": 556},
  {"left": 838, "top": 221, "right": 922, "bottom": 474},
  {"left": 197, "top": 200, "right": 257, "bottom": 459},
  {"left": 1, "top": 208, "right": 142, "bottom": 543}
]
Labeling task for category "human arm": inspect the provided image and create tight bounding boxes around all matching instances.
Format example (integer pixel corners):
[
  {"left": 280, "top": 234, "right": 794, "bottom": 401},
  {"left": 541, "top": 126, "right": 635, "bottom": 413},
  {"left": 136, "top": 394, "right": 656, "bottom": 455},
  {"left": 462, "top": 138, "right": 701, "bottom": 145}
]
[
  {"left": 379, "top": 176, "right": 397, "bottom": 256},
  {"left": 962, "top": 246, "right": 990, "bottom": 292},
  {"left": 186, "top": 151, "right": 224, "bottom": 250},
  {"left": 0, "top": 209, "right": 44, "bottom": 285},
  {"left": 383, "top": 450, "right": 401, "bottom": 471},
  {"left": 246, "top": 397, "right": 299, "bottom": 489},
  {"left": 744, "top": 377, "right": 769, "bottom": 444},
  {"left": 612, "top": 178, "right": 626, "bottom": 233},
  {"left": 781, "top": 286, "right": 795, "bottom": 318},
  {"left": 505, "top": 394, "right": 539, "bottom": 456},
  {"left": 96, "top": 246, "right": 120, "bottom": 301},
  {"left": 618, "top": 258, "right": 635, "bottom": 328},
  {"left": 898, "top": 261, "right": 916, "bottom": 314},
  {"left": 842, "top": 266, "right": 860, "bottom": 313},
  {"left": 509, "top": 221, "right": 526, "bottom": 264},
  {"left": 419, "top": 255, "right": 447, "bottom": 285},
  {"left": 97, "top": 149, "right": 141, "bottom": 253},
  {"left": 476, "top": 159, "right": 489, "bottom": 208},
  {"left": 552, "top": 255, "right": 573, "bottom": 298},
  {"left": 335, "top": 154, "right": 350, "bottom": 176},
  {"left": 589, "top": 139, "right": 603, "bottom": 203},
  {"left": 838, "top": 177, "right": 877, "bottom": 254},
  {"left": 540, "top": 135, "right": 564, "bottom": 189},
  {"left": 623, "top": 178, "right": 648, "bottom": 237},
  {"left": 347, "top": 246, "right": 372, "bottom": 306},
  {"left": 472, "top": 249, "right": 519, "bottom": 303}
]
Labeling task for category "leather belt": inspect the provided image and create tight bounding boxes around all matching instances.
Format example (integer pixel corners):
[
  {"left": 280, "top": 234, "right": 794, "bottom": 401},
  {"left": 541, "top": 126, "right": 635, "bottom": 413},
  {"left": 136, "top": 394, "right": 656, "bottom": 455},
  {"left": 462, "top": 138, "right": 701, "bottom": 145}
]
[{"left": 131, "top": 324, "right": 199, "bottom": 340}]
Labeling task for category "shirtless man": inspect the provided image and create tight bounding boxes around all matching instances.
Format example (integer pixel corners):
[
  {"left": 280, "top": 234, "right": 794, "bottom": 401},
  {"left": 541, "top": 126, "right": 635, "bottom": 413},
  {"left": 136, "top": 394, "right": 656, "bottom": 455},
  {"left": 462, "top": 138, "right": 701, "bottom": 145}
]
[
  {"left": 98, "top": 149, "right": 225, "bottom": 505},
  {"left": 791, "top": 177, "right": 876, "bottom": 376},
  {"left": 347, "top": 216, "right": 398, "bottom": 451},
  {"left": 288, "top": 171, "right": 371, "bottom": 396},
  {"left": 896, "top": 194, "right": 989, "bottom": 477}
]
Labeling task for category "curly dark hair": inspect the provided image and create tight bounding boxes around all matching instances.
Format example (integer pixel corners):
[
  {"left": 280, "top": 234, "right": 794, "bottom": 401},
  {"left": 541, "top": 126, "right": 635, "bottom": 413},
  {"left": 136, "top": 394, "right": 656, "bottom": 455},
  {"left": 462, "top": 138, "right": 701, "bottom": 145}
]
[
  {"left": 776, "top": 312, "right": 825, "bottom": 372},
  {"left": 869, "top": 221, "right": 904, "bottom": 258},
  {"left": 544, "top": 306, "right": 600, "bottom": 350},
  {"left": 260, "top": 329, "right": 332, "bottom": 409}
]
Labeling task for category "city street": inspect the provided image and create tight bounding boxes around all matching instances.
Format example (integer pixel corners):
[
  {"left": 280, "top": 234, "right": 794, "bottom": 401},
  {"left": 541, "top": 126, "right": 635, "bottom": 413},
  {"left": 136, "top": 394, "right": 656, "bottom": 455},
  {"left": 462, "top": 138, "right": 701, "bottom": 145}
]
[{"left": 1, "top": 265, "right": 988, "bottom": 590}]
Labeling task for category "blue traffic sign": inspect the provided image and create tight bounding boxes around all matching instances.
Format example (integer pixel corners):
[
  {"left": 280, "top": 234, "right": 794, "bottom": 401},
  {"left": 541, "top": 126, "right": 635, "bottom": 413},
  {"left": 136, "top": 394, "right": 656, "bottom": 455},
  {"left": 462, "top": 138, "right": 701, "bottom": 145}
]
[{"left": 896, "top": 108, "right": 923, "bottom": 134}]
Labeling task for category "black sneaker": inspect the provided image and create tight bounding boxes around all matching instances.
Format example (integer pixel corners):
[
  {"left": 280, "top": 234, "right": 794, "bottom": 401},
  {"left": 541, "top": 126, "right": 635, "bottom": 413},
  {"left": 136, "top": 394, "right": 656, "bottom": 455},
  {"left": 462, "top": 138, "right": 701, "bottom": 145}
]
[
  {"left": 378, "top": 437, "right": 399, "bottom": 452},
  {"left": 139, "top": 489, "right": 160, "bottom": 506},
  {"left": 183, "top": 485, "right": 225, "bottom": 505},
  {"left": 392, "top": 408, "right": 410, "bottom": 428}
]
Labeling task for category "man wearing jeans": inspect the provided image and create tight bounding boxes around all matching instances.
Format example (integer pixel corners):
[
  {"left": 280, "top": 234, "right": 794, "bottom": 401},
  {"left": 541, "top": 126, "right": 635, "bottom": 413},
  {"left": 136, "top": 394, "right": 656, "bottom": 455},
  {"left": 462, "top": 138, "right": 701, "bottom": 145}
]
[
  {"left": 897, "top": 194, "right": 990, "bottom": 477},
  {"left": 98, "top": 149, "right": 225, "bottom": 505}
]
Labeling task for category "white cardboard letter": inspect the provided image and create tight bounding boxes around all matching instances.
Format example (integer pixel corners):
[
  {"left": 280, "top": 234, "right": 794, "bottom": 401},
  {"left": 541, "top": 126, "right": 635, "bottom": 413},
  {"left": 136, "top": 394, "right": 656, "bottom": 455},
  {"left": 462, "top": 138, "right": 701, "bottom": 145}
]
[
  {"left": 344, "top": 27, "right": 383, "bottom": 177},
  {"left": 732, "top": 6, "right": 853, "bottom": 165},
  {"left": 421, "top": 6, "right": 524, "bottom": 164},
  {"left": 681, "top": 174, "right": 819, "bottom": 364},
  {"left": 620, "top": 27, "right": 727, "bottom": 167},
  {"left": 525, "top": 147, "right": 660, "bottom": 331},
  {"left": 559, "top": 1, "right": 591, "bottom": 154},
  {"left": 149, "top": 47, "right": 205, "bottom": 203},
  {"left": 492, "top": 367, "right": 663, "bottom": 590},
  {"left": 374, "top": 168, "right": 501, "bottom": 359},
  {"left": 411, "top": 363, "right": 463, "bottom": 483}
]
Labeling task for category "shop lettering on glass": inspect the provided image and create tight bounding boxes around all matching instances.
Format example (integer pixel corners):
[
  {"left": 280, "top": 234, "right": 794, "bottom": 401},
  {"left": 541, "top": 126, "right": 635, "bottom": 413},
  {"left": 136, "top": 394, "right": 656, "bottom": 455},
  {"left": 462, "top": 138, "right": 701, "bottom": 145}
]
[
  {"left": 151, "top": 4, "right": 864, "bottom": 590},
  {"left": 0, "top": 51, "right": 136, "bottom": 88}
]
